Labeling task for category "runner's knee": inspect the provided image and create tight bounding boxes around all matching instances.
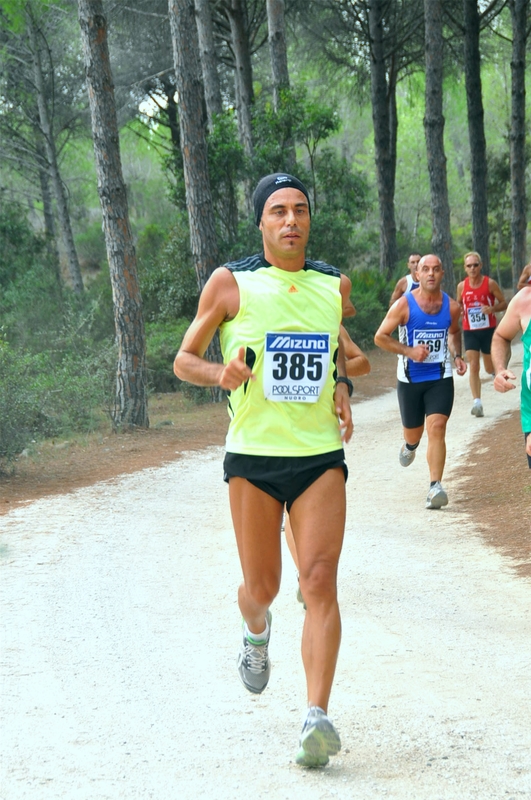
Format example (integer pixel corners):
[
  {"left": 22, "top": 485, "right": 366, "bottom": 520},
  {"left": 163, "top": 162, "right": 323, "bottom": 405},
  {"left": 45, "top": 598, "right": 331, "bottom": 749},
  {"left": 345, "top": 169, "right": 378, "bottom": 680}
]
[{"left": 244, "top": 573, "right": 280, "bottom": 607}]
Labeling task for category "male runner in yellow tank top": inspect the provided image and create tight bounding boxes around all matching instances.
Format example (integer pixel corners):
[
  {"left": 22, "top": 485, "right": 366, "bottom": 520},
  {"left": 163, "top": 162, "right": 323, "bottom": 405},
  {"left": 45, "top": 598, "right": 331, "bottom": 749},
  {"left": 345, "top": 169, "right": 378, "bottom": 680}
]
[{"left": 174, "top": 173, "right": 353, "bottom": 768}]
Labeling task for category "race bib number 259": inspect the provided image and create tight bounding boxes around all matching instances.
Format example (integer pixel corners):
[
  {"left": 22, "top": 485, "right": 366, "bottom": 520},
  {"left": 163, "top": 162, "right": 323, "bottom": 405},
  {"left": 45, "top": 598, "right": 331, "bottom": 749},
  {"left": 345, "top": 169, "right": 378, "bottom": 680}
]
[{"left": 263, "top": 332, "right": 331, "bottom": 403}]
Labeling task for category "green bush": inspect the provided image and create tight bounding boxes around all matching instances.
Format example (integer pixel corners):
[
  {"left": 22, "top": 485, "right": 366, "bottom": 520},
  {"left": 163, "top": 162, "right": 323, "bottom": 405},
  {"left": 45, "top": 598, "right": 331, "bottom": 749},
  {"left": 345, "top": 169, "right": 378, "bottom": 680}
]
[
  {"left": 138, "top": 217, "right": 199, "bottom": 322},
  {"left": 0, "top": 341, "right": 45, "bottom": 469},
  {"left": 145, "top": 319, "right": 191, "bottom": 392},
  {"left": 344, "top": 268, "right": 394, "bottom": 350}
]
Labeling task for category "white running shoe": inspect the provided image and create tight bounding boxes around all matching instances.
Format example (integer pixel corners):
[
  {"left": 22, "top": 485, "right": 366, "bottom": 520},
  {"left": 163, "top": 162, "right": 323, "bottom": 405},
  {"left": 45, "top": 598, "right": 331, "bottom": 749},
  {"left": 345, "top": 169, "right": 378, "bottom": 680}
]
[
  {"left": 295, "top": 706, "right": 341, "bottom": 768},
  {"left": 426, "top": 481, "right": 448, "bottom": 509},
  {"left": 471, "top": 400, "right": 484, "bottom": 417},
  {"left": 237, "top": 610, "right": 272, "bottom": 694},
  {"left": 399, "top": 442, "right": 416, "bottom": 467}
]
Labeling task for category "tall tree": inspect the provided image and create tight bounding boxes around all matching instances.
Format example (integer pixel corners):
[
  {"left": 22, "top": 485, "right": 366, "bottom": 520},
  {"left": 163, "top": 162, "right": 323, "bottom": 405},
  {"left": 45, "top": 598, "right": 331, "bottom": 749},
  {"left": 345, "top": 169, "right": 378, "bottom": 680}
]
[
  {"left": 195, "top": 0, "right": 223, "bottom": 130},
  {"left": 266, "top": 0, "right": 296, "bottom": 169},
  {"left": 0, "top": 2, "right": 86, "bottom": 293},
  {"left": 267, "top": 0, "right": 289, "bottom": 110},
  {"left": 368, "top": 0, "right": 398, "bottom": 276},
  {"left": 509, "top": 0, "right": 528, "bottom": 289},
  {"left": 443, "top": 0, "right": 506, "bottom": 274},
  {"left": 462, "top": 0, "right": 491, "bottom": 272},
  {"left": 78, "top": 0, "right": 149, "bottom": 428},
  {"left": 225, "top": 0, "right": 255, "bottom": 159},
  {"left": 168, "top": 0, "right": 223, "bottom": 397},
  {"left": 423, "top": 0, "right": 455, "bottom": 295},
  {"left": 168, "top": 0, "right": 220, "bottom": 290},
  {"left": 26, "top": 8, "right": 84, "bottom": 295},
  {"left": 305, "top": 0, "right": 424, "bottom": 275}
]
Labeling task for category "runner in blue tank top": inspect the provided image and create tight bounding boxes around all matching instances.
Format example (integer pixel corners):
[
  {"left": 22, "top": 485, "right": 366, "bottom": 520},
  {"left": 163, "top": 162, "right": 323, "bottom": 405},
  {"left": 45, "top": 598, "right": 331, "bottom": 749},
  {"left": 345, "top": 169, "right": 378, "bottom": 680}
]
[
  {"left": 374, "top": 254, "right": 467, "bottom": 509},
  {"left": 389, "top": 252, "right": 422, "bottom": 306}
]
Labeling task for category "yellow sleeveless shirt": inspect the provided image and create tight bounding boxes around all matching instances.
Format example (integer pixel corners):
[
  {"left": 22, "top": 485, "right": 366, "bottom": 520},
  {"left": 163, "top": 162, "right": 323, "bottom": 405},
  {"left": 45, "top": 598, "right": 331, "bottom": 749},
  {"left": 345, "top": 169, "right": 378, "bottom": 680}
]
[{"left": 220, "top": 254, "right": 343, "bottom": 457}]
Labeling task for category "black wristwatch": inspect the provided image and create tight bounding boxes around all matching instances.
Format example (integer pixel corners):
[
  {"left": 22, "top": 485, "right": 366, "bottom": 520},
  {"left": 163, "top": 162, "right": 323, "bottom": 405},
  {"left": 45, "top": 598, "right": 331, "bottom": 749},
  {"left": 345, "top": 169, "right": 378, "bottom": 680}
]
[{"left": 335, "top": 376, "right": 354, "bottom": 396}]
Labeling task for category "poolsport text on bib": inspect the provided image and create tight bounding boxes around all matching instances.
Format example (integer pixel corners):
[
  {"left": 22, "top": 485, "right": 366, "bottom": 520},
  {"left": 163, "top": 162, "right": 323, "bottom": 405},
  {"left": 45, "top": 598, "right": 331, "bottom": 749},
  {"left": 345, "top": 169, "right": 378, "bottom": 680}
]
[
  {"left": 413, "top": 329, "right": 446, "bottom": 363},
  {"left": 263, "top": 332, "right": 331, "bottom": 402},
  {"left": 467, "top": 305, "right": 489, "bottom": 330}
]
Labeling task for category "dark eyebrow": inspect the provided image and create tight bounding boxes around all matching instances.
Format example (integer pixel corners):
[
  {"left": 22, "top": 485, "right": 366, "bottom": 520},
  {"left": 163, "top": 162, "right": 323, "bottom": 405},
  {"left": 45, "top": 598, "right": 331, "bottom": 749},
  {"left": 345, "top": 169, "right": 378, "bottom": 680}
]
[{"left": 268, "top": 201, "right": 308, "bottom": 210}]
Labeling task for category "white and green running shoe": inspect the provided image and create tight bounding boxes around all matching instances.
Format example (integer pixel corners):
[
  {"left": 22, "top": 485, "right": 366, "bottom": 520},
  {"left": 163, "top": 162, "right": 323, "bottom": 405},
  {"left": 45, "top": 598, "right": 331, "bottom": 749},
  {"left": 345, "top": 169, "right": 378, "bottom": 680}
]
[
  {"left": 295, "top": 706, "right": 341, "bottom": 768},
  {"left": 237, "top": 610, "right": 272, "bottom": 694}
]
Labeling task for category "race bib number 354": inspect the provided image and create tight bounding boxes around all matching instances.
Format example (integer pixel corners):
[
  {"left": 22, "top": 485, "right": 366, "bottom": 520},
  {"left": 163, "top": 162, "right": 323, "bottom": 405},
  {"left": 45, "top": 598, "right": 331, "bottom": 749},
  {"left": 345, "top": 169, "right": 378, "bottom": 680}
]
[{"left": 263, "top": 332, "right": 331, "bottom": 403}]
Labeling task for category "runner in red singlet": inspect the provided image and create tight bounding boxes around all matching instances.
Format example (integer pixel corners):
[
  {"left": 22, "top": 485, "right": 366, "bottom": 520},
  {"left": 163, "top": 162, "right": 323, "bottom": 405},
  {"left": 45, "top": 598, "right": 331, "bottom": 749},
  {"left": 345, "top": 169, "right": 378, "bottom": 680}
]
[{"left": 456, "top": 251, "right": 507, "bottom": 418}]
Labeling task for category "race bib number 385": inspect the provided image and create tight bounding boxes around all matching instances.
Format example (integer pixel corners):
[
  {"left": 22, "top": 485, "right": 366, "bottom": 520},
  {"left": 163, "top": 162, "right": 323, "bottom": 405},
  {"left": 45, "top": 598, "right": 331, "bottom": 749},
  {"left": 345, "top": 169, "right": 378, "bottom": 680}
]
[{"left": 263, "top": 332, "right": 331, "bottom": 403}]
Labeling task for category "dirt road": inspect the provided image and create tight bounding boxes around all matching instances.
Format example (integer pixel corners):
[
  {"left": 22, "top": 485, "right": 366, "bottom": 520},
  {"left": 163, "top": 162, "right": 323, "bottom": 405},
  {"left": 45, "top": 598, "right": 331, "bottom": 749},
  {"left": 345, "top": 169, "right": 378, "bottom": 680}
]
[{"left": 1, "top": 347, "right": 530, "bottom": 800}]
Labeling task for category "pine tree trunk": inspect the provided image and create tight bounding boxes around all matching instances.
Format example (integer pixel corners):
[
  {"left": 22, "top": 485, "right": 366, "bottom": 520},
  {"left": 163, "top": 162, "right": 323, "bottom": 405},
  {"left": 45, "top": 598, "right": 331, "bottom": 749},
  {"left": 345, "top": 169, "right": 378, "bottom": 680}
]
[
  {"left": 194, "top": 0, "right": 223, "bottom": 131},
  {"left": 169, "top": 0, "right": 223, "bottom": 400},
  {"left": 368, "top": 0, "right": 398, "bottom": 277},
  {"left": 226, "top": 0, "right": 254, "bottom": 160},
  {"left": 463, "top": 0, "right": 491, "bottom": 274},
  {"left": 35, "top": 135, "right": 61, "bottom": 279},
  {"left": 510, "top": 0, "right": 527, "bottom": 290},
  {"left": 423, "top": 0, "right": 455, "bottom": 296},
  {"left": 266, "top": 0, "right": 296, "bottom": 170},
  {"left": 27, "top": 11, "right": 84, "bottom": 295},
  {"left": 78, "top": 0, "right": 149, "bottom": 429}
]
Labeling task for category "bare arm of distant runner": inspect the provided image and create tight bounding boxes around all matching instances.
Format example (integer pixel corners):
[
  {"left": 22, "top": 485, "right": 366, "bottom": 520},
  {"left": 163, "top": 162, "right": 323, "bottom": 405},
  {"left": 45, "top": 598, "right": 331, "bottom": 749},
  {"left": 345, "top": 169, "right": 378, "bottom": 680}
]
[
  {"left": 484, "top": 279, "right": 507, "bottom": 315},
  {"left": 389, "top": 276, "right": 408, "bottom": 306},
  {"left": 456, "top": 280, "right": 464, "bottom": 317},
  {"left": 491, "top": 292, "right": 526, "bottom": 392},
  {"left": 517, "top": 264, "right": 531, "bottom": 291},
  {"left": 173, "top": 267, "right": 255, "bottom": 391},
  {"left": 448, "top": 298, "right": 467, "bottom": 376},
  {"left": 339, "top": 325, "right": 370, "bottom": 377},
  {"left": 374, "top": 297, "right": 430, "bottom": 362}
]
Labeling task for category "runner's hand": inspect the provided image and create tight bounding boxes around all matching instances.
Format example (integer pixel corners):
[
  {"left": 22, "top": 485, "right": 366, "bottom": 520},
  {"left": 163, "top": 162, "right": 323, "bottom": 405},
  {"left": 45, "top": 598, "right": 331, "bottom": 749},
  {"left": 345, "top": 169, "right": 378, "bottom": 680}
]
[
  {"left": 493, "top": 369, "right": 516, "bottom": 393},
  {"left": 335, "top": 384, "right": 353, "bottom": 443},
  {"left": 219, "top": 347, "right": 255, "bottom": 391},
  {"left": 409, "top": 344, "right": 430, "bottom": 362},
  {"left": 454, "top": 356, "right": 467, "bottom": 377}
]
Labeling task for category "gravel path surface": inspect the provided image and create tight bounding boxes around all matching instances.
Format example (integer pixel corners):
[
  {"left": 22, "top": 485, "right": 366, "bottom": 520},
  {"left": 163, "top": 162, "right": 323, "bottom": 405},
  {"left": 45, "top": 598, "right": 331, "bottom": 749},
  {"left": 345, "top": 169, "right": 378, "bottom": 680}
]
[{"left": 1, "top": 347, "right": 530, "bottom": 800}]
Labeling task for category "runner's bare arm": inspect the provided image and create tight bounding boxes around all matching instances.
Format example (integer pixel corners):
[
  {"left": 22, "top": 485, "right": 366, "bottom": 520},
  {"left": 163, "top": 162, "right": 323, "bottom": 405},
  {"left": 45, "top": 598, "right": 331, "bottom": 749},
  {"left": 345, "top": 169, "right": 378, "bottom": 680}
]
[
  {"left": 485, "top": 279, "right": 507, "bottom": 314},
  {"left": 491, "top": 292, "right": 526, "bottom": 391},
  {"left": 456, "top": 281, "right": 464, "bottom": 315},
  {"left": 374, "top": 298, "right": 429, "bottom": 362},
  {"left": 340, "top": 274, "right": 356, "bottom": 318},
  {"left": 389, "top": 276, "right": 407, "bottom": 306},
  {"left": 334, "top": 336, "right": 353, "bottom": 443},
  {"left": 517, "top": 264, "right": 531, "bottom": 290},
  {"left": 339, "top": 325, "right": 370, "bottom": 377},
  {"left": 448, "top": 299, "right": 467, "bottom": 375},
  {"left": 174, "top": 268, "right": 254, "bottom": 390}
]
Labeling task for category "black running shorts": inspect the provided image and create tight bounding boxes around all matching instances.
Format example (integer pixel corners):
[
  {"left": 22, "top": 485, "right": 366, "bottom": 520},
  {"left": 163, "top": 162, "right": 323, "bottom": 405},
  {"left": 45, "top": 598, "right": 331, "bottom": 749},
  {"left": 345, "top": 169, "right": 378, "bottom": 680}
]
[
  {"left": 397, "top": 377, "right": 454, "bottom": 430},
  {"left": 525, "top": 432, "right": 531, "bottom": 469},
  {"left": 223, "top": 449, "right": 348, "bottom": 511},
  {"left": 463, "top": 326, "right": 495, "bottom": 354}
]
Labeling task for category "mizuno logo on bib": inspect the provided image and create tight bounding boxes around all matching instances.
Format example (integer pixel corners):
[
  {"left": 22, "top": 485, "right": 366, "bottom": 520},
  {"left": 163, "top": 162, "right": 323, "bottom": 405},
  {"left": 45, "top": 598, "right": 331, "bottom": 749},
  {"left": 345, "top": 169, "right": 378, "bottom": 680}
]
[{"left": 263, "top": 332, "right": 331, "bottom": 403}]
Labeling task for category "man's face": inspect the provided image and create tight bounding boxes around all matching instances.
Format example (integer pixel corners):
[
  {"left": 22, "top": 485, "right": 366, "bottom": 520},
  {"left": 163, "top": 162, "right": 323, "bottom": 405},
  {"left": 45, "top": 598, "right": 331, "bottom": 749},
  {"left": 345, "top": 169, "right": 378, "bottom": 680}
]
[
  {"left": 464, "top": 255, "right": 482, "bottom": 276},
  {"left": 259, "top": 188, "right": 310, "bottom": 262},
  {"left": 417, "top": 256, "right": 444, "bottom": 291},
  {"left": 408, "top": 254, "right": 421, "bottom": 278}
]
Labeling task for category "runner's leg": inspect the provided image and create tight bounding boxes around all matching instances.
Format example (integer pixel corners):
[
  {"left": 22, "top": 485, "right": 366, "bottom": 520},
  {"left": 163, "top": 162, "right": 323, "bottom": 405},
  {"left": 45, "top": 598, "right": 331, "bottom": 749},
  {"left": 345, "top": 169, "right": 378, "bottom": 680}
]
[
  {"left": 289, "top": 467, "right": 345, "bottom": 713},
  {"left": 425, "top": 413, "right": 449, "bottom": 482},
  {"left": 228, "top": 477, "right": 283, "bottom": 634},
  {"left": 467, "top": 349, "right": 481, "bottom": 399},
  {"left": 404, "top": 424, "right": 424, "bottom": 447},
  {"left": 482, "top": 352, "right": 494, "bottom": 375}
]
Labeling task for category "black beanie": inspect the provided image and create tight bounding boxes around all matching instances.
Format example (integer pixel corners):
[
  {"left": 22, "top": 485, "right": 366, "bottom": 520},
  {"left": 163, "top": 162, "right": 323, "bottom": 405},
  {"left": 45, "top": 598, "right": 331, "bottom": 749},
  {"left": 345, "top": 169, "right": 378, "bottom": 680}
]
[{"left": 252, "top": 173, "right": 311, "bottom": 227}]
